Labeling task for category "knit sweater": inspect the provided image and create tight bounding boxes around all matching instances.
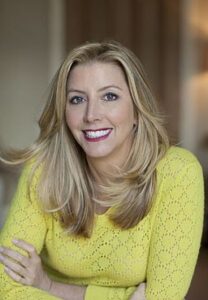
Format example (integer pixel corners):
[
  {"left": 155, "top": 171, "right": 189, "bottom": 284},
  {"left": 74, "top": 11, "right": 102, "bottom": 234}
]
[{"left": 0, "top": 147, "right": 204, "bottom": 300}]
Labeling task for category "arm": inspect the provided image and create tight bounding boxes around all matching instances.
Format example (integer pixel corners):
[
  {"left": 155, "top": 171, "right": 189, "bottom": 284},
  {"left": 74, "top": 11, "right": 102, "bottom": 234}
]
[
  {"left": 0, "top": 238, "right": 139, "bottom": 300},
  {"left": 0, "top": 163, "right": 142, "bottom": 300},
  {"left": 85, "top": 285, "right": 137, "bottom": 300},
  {"left": 0, "top": 163, "right": 59, "bottom": 299},
  {"left": 0, "top": 239, "right": 87, "bottom": 300},
  {"left": 146, "top": 159, "right": 204, "bottom": 300}
]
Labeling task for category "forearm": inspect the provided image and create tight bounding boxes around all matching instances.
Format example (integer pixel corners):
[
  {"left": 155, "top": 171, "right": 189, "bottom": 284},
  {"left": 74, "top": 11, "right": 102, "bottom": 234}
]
[
  {"left": 49, "top": 281, "right": 145, "bottom": 300},
  {"left": 49, "top": 280, "right": 87, "bottom": 300}
]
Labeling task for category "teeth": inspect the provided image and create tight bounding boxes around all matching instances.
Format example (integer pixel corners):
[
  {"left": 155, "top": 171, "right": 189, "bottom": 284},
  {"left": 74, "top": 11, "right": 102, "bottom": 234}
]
[{"left": 84, "top": 129, "right": 111, "bottom": 138}]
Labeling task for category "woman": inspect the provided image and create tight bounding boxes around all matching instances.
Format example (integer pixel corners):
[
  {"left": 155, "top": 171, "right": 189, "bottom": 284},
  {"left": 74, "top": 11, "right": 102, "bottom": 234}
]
[{"left": 0, "top": 41, "right": 204, "bottom": 300}]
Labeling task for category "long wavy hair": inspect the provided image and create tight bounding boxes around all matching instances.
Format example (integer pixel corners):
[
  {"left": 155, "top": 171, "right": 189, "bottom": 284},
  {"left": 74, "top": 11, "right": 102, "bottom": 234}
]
[{"left": 1, "top": 41, "right": 169, "bottom": 237}]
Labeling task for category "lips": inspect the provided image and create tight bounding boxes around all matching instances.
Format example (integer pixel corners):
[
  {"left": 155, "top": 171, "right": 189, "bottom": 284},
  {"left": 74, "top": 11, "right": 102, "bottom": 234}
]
[{"left": 83, "top": 128, "right": 112, "bottom": 141}]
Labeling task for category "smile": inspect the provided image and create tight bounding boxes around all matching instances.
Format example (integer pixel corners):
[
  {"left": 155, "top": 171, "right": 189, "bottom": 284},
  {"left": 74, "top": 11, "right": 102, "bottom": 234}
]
[{"left": 83, "top": 129, "right": 112, "bottom": 142}]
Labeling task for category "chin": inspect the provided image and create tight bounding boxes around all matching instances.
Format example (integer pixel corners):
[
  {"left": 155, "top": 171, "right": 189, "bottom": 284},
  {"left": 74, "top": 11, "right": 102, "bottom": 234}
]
[
  {"left": 86, "top": 152, "right": 111, "bottom": 159},
  {"left": 85, "top": 149, "right": 113, "bottom": 159}
]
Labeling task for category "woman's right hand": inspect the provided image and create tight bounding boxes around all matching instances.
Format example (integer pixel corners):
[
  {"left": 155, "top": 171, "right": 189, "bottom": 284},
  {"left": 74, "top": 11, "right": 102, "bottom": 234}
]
[
  {"left": 130, "top": 283, "right": 146, "bottom": 300},
  {"left": 0, "top": 239, "right": 52, "bottom": 292}
]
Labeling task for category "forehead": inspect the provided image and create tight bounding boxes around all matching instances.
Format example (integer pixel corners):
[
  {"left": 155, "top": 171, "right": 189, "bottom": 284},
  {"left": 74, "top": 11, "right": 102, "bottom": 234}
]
[{"left": 67, "top": 61, "right": 127, "bottom": 87}]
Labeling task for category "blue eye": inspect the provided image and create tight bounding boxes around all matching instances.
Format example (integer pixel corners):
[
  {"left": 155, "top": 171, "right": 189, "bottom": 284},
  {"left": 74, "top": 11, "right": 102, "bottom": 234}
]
[
  {"left": 70, "top": 96, "right": 85, "bottom": 104},
  {"left": 104, "top": 92, "right": 118, "bottom": 101}
]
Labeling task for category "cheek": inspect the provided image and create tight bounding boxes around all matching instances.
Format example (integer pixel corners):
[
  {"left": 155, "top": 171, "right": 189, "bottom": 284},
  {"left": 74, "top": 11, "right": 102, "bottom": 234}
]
[
  {"left": 110, "top": 104, "right": 135, "bottom": 127},
  {"left": 65, "top": 109, "right": 79, "bottom": 132}
]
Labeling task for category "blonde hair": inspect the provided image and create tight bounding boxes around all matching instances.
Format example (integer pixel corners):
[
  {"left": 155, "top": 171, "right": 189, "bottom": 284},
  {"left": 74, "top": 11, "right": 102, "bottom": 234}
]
[{"left": 1, "top": 41, "right": 169, "bottom": 237}]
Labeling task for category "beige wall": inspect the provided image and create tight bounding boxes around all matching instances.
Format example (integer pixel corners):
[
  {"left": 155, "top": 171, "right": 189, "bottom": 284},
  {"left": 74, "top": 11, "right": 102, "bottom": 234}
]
[
  {"left": 0, "top": 0, "right": 65, "bottom": 225},
  {"left": 0, "top": 0, "right": 50, "bottom": 149},
  {"left": 180, "top": 0, "right": 208, "bottom": 171}
]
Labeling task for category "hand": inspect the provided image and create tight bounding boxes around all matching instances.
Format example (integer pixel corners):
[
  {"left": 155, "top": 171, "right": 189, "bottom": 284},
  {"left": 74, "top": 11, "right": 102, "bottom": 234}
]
[
  {"left": 130, "top": 283, "right": 146, "bottom": 300},
  {"left": 0, "top": 239, "right": 52, "bottom": 292}
]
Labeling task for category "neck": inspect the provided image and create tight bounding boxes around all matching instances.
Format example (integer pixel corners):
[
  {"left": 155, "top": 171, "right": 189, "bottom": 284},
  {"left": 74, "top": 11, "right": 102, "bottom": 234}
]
[
  {"left": 86, "top": 134, "right": 134, "bottom": 184},
  {"left": 86, "top": 150, "right": 130, "bottom": 185},
  {"left": 87, "top": 157, "right": 115, "bottom": 185}
]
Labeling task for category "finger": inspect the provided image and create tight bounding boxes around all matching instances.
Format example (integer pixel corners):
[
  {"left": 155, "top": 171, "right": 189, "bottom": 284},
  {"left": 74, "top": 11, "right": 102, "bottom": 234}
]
[
  {"left": 12, "top": 239, "right": 37, "bottom": 257},
  {"left": 4, "top": 266, "right": 27, "bottom": 285},
  {"left": 0, "top": 247, "right": 29, "bottom": 268},
  {"left": 139, "top": 283, "right": 146, "bottom": 289},
  {"left": 137, "top": 283, "right": 146, "bottom": 300},
  {"left": 139, "top": 283, "right": 145, "bottom": 292},
  {"left": 0, "top": 253, "right": 27, "bottom": 278}
]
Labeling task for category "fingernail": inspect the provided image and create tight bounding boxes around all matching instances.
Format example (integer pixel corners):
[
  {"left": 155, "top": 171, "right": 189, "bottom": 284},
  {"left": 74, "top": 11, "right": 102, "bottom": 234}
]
[{"left": 12, "top": 239, "right": 18, "bottom": 244}]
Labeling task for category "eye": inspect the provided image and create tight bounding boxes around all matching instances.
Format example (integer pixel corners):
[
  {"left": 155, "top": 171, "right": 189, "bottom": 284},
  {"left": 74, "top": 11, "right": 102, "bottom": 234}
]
[
  {"left": 103, "top": 92, "right": 118, "bottom": 101},
  {"left": 69, "top": 96, "right": 85, "bottom": 104}
]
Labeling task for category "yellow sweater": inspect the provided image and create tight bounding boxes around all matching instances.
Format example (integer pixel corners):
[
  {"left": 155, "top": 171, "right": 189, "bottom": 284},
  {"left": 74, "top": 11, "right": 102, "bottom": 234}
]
[{"left": 0, "top": 147, "right": 204, "bottom": 300}]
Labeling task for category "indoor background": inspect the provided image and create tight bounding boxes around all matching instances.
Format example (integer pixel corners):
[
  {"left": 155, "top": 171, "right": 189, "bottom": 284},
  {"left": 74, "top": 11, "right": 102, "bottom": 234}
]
[{"left": 0, "top": 0, "right": 207, "bottom": 299}]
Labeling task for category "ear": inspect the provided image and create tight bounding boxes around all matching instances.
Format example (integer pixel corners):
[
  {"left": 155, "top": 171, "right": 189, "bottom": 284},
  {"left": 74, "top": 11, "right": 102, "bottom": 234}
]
[
  {"left": 133, "top": 113, "right": 138, "bottom": 125},
  {"left": 133, "top": 123, "right": 137, "bottom": 132},
  {"left": 133, "top": 117, "right": 138, "bottom": 128}
]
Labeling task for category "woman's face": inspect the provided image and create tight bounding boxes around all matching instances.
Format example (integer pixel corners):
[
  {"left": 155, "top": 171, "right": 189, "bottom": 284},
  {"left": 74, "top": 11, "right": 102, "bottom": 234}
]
[{"left": 65, "top": 61, "right": 137, "bottom": 167}]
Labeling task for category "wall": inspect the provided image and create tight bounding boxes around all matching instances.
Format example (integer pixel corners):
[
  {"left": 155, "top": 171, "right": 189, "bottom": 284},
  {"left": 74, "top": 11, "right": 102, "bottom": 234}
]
[
  {"left": 0, "top": 0, "right": 65, "bottom": 226},
  {"left": 180, "top": 0, "right": 208, "bottom": 168},
  {"left": 0, "top": 0, "right": 50, "bottom": 149}
]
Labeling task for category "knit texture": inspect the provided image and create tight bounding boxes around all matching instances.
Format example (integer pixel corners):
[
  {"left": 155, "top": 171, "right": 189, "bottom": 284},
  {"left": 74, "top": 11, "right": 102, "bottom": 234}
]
[{"left": 0, "top": 147, "right": 204, "bottom": 300}]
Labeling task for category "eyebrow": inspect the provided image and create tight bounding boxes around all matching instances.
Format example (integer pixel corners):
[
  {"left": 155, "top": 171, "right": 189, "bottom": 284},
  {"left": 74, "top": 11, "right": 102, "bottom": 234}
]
[{"left": 67, "top": 85, "right": 123, "bottom": 94}]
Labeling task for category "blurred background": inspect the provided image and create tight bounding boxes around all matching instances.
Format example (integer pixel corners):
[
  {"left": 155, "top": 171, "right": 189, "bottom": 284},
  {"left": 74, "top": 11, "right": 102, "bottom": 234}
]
[{"left": 0, "top": 0, "right": 207, "bottom": 299}]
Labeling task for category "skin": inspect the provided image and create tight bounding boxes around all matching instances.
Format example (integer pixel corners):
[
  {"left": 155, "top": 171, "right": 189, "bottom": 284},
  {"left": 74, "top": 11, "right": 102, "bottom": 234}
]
[
  {"left": 66, "top": 61, "right": 137, "bottom": 179},
  {"left": 0, "top": 240, "right": 146, "bottom": 299},
  {"left": 0, "top": 239, "right": 51, "bottom": 290},
  {"left": 0, "top": 62, "right": 146, "bottom": 299},
  {"left": 0, "top": 239, "right": 86, "bottom": 300}
]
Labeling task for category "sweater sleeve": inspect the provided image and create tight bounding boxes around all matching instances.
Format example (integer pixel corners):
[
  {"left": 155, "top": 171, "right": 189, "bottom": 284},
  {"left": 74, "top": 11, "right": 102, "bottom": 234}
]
[
  {"left": 0, "top": 163, "right": 59, "bottom": 299},
  {"left": 146, "top": 159, "right": 204, "bottom": 300}
]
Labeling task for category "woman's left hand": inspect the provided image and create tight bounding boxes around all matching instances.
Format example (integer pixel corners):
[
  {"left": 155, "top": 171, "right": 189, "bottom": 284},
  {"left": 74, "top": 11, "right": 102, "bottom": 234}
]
[{"left": 0, "top": 239, "right": 51, "bottom": 291}]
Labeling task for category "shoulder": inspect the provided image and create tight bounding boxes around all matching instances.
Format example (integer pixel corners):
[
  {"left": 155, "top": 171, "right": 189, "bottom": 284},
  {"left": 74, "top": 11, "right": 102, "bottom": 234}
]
[
  {"left": 152, "top": 147, "right": 204, "bottom": 217},
  {"left": 157, "top": 145, "right": 201, "bottom": 170},
  {"left": 19, "top": 158, "right": 43, "bottom": 188},
  {"left": 156, "top": 146, "right": 202, "bottom": 183}
]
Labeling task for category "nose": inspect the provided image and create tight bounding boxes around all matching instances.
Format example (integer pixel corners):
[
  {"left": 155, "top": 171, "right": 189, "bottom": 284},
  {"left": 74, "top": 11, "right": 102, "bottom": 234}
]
[{"left": 83, "top": 99, "right": 103, "bottom": 123}]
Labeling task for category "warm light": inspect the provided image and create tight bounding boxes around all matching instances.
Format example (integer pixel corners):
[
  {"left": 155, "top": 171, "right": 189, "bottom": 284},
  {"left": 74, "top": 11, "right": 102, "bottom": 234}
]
[{"left": 189, "top": 0, "right": 208, "bottom": 37}]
